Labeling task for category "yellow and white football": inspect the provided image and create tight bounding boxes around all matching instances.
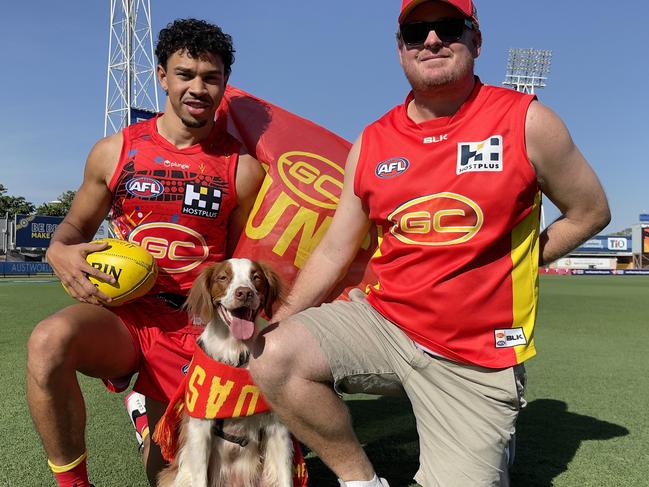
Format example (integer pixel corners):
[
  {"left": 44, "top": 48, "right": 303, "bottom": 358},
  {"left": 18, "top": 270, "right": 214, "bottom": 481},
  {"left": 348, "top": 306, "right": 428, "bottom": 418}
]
[{"left": 78, "top": 238, "right": 158, "bottom": 306}]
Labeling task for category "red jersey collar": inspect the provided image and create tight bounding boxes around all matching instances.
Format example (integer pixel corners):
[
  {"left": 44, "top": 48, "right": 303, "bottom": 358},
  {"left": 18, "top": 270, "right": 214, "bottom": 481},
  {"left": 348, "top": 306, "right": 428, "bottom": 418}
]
[{"left": 149, "top": 113, "right": 224, "bottom": 155}]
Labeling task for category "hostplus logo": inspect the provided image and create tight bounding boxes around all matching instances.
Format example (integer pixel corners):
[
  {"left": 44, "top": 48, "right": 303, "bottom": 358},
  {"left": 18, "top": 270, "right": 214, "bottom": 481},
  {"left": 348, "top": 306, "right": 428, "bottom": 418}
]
[
  {"left": 182, "top": 183, "right": 222, "bottom": 218},
  {"left": 456, "top": 136, "right": 503, "bottom": 175}
]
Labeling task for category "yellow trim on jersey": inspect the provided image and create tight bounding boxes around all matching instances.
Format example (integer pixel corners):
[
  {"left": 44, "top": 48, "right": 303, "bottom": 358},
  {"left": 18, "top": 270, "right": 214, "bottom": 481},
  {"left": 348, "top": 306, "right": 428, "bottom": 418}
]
[
  {"left": 510, "top": 192, "right": 541, "bottom": 363},
  {"left": 48, "top": 451, "right": 87, "bottom": 473},
  {"left": 365, "top": 225, "right": 384, "bottom": 293}
]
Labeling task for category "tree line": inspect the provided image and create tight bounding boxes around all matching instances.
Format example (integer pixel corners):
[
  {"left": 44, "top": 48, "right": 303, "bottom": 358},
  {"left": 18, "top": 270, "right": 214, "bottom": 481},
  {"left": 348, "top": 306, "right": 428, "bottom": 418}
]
[{"left": 0, "top": 184, "right": 75, "bottom": 218}]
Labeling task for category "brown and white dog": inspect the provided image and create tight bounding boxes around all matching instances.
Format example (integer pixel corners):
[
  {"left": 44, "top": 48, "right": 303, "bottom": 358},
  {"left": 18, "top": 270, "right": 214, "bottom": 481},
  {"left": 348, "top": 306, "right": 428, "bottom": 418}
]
[{"left": 156, "top": 258, "right": 293, "bottom": 487}]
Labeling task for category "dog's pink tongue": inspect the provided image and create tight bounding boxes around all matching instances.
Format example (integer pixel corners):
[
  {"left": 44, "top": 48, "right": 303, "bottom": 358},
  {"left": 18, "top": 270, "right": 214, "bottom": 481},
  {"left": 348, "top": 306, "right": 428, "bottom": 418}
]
[{"left": 231, "top": 316, "right": 255, "bottom": 340}]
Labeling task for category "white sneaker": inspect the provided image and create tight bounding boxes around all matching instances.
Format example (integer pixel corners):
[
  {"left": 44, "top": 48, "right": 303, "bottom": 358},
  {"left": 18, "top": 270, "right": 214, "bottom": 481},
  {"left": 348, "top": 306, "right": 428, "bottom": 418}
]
[
  {"left": 338, "top": 476, "right": 390, "bottom": 487},
  {"left": 124, "top": 391, "right": 148, "bottom": 450}
]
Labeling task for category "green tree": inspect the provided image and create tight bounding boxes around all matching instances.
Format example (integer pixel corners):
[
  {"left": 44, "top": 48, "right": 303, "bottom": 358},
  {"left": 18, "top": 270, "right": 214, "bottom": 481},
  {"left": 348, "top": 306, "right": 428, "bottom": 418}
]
[
  {"left": 609, "top": 228, "right": 632, "bottom": 237},
  {"left": 0, "top": 184, "right": 35, "bottom": 217},
  {"left": 36, "top": 190, "right": 76, "bottom": 216}
]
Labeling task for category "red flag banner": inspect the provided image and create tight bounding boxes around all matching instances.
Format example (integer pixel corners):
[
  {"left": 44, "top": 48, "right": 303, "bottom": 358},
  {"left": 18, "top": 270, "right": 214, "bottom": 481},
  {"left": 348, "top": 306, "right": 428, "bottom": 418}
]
[{"left": 222, "top": 86, "right": 377, "bottom": 299}]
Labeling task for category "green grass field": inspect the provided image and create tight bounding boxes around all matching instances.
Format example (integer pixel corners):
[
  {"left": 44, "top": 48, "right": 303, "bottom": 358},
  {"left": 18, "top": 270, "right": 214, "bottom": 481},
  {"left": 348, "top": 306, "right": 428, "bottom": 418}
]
[{"left": 1, "top": 276, "right": 647, "bottom": 486}]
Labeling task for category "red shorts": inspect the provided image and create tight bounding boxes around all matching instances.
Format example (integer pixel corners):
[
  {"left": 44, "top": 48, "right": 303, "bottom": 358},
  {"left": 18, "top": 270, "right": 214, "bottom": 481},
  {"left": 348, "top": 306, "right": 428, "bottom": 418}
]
[{"left": 103, "top": 295, "right": 203, "bottom": 403}]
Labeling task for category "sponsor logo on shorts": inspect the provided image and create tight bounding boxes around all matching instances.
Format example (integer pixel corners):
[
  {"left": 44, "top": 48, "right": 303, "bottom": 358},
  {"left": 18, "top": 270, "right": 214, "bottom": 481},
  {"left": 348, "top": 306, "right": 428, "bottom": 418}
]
[
  {"left": 494, "top": 328, "right": 527, "bottom": 348},
  {"left": 375, "top": 157, "right": 409, "bottom": 178},
  {"left": 126, "top": 177, "right": 164, "bottom": 198}
]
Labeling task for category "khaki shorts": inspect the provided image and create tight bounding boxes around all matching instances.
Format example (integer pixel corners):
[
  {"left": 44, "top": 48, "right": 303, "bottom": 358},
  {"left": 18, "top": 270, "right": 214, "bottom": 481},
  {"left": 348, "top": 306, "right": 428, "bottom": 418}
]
[{"left": 295, "top": 290, "right": 526, "bottom": 487}]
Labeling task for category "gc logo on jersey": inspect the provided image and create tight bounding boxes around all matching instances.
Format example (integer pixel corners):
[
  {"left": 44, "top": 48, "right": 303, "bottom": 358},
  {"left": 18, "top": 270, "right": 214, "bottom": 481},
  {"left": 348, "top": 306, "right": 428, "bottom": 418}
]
[
  {"left": 129, "top": 222, "right": 209, "bottom": 273},
  {"left": 375, "top": 158, "right": 409, "bottom": 179},
  {"left": 457, "top": 135, "right": 503, "bottom": 175},
  {"left": 182, "top": 183, "right": 222, "bottom": 218},
  {"left": 126, "top": 177, "right": 164, "bottom": 198},
  {"left": 388, "top": 192, "right": 483, "bottom": 246}
]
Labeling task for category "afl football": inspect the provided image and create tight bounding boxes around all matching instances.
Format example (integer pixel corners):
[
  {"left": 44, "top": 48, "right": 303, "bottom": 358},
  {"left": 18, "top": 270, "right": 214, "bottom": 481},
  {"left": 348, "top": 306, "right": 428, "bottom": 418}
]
[{"left": 66, "top": 238, "right": 158, "bottom": 306}]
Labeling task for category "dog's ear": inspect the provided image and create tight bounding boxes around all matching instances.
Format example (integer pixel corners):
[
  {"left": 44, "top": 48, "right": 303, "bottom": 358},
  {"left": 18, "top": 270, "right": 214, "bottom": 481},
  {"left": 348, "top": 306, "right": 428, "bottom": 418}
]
[
  {"left": 185, "top": 264, "right": 217, "bottom": 323},
  {"left": 258, "top": 262, "right": 284, "bottom": 319}
]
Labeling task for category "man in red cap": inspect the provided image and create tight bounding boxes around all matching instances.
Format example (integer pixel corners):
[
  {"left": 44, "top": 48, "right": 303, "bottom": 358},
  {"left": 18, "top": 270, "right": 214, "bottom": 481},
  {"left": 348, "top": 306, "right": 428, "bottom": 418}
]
[{"left": 249, "top": 1, "right": 609, "bottom": 486}]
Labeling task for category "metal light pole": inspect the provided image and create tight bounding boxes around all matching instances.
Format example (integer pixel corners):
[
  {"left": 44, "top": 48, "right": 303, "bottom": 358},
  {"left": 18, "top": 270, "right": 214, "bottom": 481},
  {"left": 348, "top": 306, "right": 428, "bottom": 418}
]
[
  {"left": 503, "top": 48, "right": 552, "bottom": 95},
  {"left": 503, "top": 48, "right": 552, "bottom": 230},
  {"left": 104, "top": 0, "right": 159, "bottom": 136}
]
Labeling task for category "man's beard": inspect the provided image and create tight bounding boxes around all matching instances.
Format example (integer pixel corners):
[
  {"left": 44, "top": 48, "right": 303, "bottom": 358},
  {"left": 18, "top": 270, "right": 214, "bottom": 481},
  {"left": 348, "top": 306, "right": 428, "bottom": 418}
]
[
  {"left": 180, "top": 116, "right": 208, "bottom": 129},
  {"left": 404, "top": 55, "right": 474, "bottom": 92}
]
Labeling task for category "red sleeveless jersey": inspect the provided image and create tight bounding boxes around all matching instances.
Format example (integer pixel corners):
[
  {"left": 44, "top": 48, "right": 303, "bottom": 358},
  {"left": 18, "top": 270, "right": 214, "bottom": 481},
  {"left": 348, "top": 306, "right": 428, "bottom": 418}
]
[
  {"left": 108, "top": 115, "right": 240, "bottom": 295},
  {"left": 355, "top": 80, "right": 540, "bottom": 368}
]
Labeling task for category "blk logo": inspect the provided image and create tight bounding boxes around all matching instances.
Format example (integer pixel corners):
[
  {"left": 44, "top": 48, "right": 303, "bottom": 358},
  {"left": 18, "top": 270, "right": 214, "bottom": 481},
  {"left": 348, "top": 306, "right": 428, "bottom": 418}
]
[
  {"left": 457, "top": 136, "right": 503, "bottom": 175},
  {"left": 494, "top": 327, "right": 527, "bottom": 348},
  {"left": 375, "top": 158, "right": 409, "bottom": 179},
  {"left": 423, "top": 134, "right": 448, "bottom": 144}
]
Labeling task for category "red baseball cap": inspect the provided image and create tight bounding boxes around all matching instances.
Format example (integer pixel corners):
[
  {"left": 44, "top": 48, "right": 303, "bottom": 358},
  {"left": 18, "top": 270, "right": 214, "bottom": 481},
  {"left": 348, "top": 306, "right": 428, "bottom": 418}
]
[{"left": 399, "top": 0, "right": 479, "bottom": 26}]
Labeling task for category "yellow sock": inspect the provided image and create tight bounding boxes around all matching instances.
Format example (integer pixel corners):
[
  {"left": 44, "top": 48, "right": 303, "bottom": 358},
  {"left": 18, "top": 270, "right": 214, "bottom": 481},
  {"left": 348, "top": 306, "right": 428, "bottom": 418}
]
[
  {"left": 141, "top": 425, "right": 150, "bottom": 442},
  {"left": 47, "top": 451, "right": 87, "bottom": 473}
]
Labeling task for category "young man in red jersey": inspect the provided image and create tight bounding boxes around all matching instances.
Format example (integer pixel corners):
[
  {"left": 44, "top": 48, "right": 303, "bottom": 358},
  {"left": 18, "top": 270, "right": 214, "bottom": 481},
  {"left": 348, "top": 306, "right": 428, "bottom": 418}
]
[
  {"left": 27, "top": 19, "right": 265, "bottom": 487},
  {"left": 248, "top": 1, "right": 610, "bottom": 486}
]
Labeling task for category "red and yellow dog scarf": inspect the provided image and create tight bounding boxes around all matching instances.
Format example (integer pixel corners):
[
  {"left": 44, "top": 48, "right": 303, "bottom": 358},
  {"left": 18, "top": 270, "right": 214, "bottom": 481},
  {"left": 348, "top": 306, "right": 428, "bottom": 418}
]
[{"left": 153, "top": 345, "right": 308, "bottom": 486}]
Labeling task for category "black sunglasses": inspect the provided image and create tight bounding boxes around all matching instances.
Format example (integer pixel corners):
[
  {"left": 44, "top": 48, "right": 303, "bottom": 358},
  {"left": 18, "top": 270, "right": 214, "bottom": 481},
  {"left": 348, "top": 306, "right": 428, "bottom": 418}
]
[{"left": 399, "top": 18, "right": 474, "bottom": 46}]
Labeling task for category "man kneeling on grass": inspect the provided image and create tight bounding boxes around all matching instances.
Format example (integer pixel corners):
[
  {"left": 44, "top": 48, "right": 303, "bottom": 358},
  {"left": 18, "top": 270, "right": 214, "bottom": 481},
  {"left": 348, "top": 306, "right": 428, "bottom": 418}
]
[{"left": 248, "top": 1, "right": 610, "bottom": 486}]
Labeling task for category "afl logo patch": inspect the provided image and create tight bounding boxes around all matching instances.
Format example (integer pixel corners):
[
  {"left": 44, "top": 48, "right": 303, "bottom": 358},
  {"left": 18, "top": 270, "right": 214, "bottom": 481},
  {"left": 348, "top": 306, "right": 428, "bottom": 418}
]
[
  {"left": 126, "top": 177, "right": 164, "bottom": 198},
  {"left": 375, "top": 158, "right": 409, "bottom": 179},
  {"left": 181, "top": 363, "right": 190, "bottom": 375}
]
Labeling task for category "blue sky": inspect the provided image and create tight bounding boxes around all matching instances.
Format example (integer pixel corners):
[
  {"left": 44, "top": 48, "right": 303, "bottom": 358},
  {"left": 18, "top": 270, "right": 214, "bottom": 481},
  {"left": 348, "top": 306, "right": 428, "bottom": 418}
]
[{"left": 1, "top": 1, "right": 647, "bottom": 233}]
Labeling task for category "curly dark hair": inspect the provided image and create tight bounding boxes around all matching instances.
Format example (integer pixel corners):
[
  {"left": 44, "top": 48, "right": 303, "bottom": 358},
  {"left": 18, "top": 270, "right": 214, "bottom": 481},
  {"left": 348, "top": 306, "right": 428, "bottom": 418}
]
[{"left": 155, "top": 18, "right": 235, "bottom": 76}]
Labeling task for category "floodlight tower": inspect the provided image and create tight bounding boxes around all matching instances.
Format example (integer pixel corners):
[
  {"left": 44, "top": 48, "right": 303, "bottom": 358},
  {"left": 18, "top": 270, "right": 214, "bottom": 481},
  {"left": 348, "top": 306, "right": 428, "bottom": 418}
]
[
  {"left": 503, "top": 48, "right": 552, "bottom": 230},
  {"left": 502, "top": 48, "right": 552, "bottom": 95},
  {"left": 104, "top": 0, "right": 159, "bottom": 136}
]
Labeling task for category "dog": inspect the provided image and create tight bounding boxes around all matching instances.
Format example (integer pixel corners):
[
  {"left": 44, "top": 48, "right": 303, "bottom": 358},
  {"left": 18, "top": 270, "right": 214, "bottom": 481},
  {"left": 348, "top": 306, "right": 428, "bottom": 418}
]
[{"left": 156, "top": 258, "right": 294, "bottom": 487}]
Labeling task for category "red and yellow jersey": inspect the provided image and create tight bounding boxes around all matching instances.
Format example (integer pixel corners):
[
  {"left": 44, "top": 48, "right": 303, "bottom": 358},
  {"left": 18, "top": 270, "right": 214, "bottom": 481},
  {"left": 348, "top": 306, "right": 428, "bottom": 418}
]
[
  {"left": 108, "top": 115, "right": 240, "bottom": 295},
  {"left": 355, "top": 79, "right": 539, "bottom": 368}
]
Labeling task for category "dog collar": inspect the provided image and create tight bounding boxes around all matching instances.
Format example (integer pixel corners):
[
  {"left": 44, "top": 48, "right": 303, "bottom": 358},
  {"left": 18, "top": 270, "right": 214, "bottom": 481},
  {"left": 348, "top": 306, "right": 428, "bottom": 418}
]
[{"left": 211, "top": 418, "right": 260, "bottom": 447}]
